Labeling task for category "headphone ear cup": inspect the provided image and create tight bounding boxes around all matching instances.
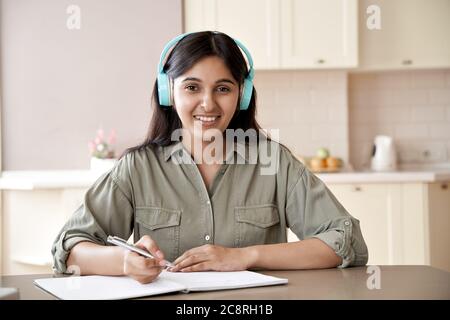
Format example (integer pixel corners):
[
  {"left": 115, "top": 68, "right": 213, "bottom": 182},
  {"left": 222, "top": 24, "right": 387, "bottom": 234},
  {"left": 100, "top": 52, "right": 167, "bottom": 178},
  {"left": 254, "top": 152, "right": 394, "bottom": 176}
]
[
  {"left": 157, "top": 72, "right": 171, "bottom": 107},
  {"left": 239, "top": 78, "right": 253, "bottom": 110}
]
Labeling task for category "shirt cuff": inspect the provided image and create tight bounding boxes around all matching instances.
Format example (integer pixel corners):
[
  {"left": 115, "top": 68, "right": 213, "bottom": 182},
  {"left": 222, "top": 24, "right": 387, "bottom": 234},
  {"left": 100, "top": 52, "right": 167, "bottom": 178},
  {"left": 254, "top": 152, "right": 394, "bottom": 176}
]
[{"left": 310, "top": 218, "right": 355, "bottom": 268}]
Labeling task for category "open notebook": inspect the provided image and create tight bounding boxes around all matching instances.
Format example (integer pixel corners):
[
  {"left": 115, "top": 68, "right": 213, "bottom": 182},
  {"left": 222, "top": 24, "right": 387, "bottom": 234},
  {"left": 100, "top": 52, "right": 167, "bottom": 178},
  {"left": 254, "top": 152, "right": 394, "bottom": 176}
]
[{"left": 34, "top": 270, "right": 288, "bottom": 300}]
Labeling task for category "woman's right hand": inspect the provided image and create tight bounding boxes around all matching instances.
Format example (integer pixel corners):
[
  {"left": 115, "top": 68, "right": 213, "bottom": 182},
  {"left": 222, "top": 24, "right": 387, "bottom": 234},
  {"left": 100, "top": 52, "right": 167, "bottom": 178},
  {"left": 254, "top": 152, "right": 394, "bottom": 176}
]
[{"left": 123, "top": 235, "right": 166, "bottom": 284}]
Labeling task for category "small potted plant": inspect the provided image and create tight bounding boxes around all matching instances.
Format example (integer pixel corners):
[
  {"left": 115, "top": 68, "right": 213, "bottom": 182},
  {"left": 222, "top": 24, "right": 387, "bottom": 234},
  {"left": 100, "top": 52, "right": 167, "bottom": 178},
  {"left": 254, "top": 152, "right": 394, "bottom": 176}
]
[{"left": 88, "top": 128, "right": 117, "bottom": 173}]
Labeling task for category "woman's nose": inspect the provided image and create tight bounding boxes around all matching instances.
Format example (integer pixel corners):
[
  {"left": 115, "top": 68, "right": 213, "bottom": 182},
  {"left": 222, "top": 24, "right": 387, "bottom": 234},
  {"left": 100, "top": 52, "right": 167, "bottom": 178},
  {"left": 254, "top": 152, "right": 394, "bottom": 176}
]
[{"left": 200, "top": 92, "right": 215, "bottom": 110}]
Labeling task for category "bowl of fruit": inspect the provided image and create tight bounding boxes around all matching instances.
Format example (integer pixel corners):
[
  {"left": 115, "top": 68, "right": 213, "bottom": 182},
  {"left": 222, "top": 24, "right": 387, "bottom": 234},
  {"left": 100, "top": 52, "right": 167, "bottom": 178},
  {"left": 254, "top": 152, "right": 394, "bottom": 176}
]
[{"left": 305, "top": 148, "right": 343, "bottom": 173}]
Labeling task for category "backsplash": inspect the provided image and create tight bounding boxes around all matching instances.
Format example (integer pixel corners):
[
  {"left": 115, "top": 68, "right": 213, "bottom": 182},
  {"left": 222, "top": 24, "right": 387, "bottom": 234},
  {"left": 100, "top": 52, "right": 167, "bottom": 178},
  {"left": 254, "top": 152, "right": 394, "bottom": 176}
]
[
  {"left": 349, "top": 70, "right": 450, "bottom": 170},
  {"left": 255, "top": 69, "right": 450, "bottom": 171},
  {"left": 254, "top": 70, "right": 349, "bottom": 163}
]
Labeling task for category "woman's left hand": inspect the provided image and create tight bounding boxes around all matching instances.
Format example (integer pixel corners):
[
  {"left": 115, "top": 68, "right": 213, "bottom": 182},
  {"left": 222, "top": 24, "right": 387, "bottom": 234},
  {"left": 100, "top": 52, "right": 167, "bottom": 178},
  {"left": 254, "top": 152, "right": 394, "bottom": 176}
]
[{"left": 170, "top": 244, "right": 252, "bottom": 272}]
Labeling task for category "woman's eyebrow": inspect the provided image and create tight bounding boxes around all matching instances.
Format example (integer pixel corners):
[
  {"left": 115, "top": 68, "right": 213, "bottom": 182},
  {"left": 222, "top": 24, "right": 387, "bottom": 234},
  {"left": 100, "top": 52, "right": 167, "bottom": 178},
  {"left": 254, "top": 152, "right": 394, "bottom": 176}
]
[
  {"left": 181, "top": 77, "right": 201, "bottom": 83},
  {"left": 216, "top": 78, "right": 236, "bottom": 85},
  {"left": 181, "top": 77, "right": 236, "bottom": 85}
]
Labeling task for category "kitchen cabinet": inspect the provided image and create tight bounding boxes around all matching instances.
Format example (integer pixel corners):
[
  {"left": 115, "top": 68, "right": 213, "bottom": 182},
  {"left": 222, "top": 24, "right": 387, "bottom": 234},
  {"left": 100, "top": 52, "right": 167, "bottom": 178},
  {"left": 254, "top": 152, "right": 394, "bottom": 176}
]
[
  {"left": 358, "top": 0, "right": 450, "bottom": 70},
  {"left": 324, "top": 182, "right": 450, "bottom": 271},
  {"left": 280, "top": 0, "right": 358, "bottom": 68},
  {"left": 183, "top": 0, "right": 357, "bottom": 69},
  {"left": 184, "top": 0, "right": 281, "bottom": 69},
  {"left": 427, "top": 182, "right": 450, "bottom": 272},
  {"left": 331, "top": 184, "right": 393, "bottom": 265},
  {"left": 0, "top": 195, "right": 3, "bottom": 275},
  {"left": 1, "top": 188, "right": 87, "bottom": 275},
  {"left": 288, "top": 184, "right": 397, "bottom": 264}
]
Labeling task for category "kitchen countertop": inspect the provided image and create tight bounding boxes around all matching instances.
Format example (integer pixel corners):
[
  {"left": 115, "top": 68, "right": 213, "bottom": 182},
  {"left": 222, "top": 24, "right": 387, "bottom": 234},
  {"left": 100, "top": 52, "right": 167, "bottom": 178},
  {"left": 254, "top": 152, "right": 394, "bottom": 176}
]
[
  {"left": 316, "top": 170, "right": 450, "bottom": 184},
  {"left": 0, "top": 165, "right": 449, "bottom": 190},
  {"left": 315, "top": 163, "right": 450, "bottom": 184},
  {"left": 0, "top": 170, "right": 102, "bottom": 190}
]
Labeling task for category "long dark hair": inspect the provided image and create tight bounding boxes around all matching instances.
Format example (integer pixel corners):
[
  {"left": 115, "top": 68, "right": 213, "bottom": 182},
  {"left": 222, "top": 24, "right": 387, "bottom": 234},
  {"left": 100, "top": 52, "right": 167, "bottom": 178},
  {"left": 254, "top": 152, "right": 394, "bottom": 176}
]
[{"left": 121, "top": 31, "right": 269, "bottom": 158}]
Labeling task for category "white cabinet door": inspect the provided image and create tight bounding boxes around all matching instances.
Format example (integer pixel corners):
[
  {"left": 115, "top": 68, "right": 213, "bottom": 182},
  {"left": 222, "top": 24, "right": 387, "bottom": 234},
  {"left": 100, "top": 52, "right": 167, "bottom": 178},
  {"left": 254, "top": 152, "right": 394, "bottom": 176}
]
[
  {"left": 328, "top": 182, "right": 436, "bottom": 267},
  {"left": 2, "top": 188, "right": 87, "bottom": 275},
  {"left": 280, "top": 0, "right": 358, "bottom": 68},
  {"left": 328, "top": 183, "right": 393, "bottom": 265},
  {"left": 359, "top": 0, "right": 450, "bottom": 70},
  {"left": 427, "top": 182, "right": 450, "bottom": 272},
  {"left": 293, "top": 181, "right": 447, "bottom": 270},
  {"left": 184, "top": 0, "right": 281, "bottom": 69}
]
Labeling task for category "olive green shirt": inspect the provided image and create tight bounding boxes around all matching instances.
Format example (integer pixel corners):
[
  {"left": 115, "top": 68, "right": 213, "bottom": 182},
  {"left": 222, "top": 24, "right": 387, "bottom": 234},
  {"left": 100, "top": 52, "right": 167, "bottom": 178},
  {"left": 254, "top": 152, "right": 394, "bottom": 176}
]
[{"left": 52, "top": 140, "right": 368, "bottom": 273}]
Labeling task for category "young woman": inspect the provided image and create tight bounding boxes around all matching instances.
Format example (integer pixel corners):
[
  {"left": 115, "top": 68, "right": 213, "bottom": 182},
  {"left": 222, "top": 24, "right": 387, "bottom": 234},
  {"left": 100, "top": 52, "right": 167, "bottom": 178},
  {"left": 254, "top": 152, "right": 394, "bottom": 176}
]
[{"left": 52, "top": 31, "right": 368, "bottom": 284}]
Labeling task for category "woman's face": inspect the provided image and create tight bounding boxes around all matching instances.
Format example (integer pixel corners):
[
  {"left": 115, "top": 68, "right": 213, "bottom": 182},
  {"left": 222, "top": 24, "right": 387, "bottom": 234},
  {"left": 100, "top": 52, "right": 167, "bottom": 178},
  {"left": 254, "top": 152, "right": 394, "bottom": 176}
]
[{"left": 172, "top": 56, "right": 240, "bottom": 144}]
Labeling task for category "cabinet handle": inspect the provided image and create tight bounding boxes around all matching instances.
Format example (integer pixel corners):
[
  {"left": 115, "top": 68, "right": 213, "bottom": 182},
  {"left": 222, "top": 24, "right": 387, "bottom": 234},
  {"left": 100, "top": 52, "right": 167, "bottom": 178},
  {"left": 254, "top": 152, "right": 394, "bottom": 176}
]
[
  {"left": 402, "top": 59, "right": 413, "bottom": 65},
  {"left": 316, "top": 59, "right": 325, "bottom": 64},
  {"left": 441, "top": 184, "right": 448, "bottom": 190}
]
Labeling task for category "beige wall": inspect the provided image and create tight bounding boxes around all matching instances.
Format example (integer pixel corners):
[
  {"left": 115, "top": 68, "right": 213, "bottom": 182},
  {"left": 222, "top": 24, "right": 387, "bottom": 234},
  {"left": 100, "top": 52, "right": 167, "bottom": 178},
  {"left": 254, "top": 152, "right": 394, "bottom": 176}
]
[
  {"left": 254, "top": 70, "right": 349, "bottom": 163},
  {"left": 0, "top": 0, "right": 182, "bottom": 170}
]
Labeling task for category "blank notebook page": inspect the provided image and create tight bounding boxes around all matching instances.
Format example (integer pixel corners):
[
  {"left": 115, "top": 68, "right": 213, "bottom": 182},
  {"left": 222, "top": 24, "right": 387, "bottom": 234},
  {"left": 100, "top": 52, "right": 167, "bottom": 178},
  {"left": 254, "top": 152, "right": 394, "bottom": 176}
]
[
  {"left": 35, "top": 275, "right": 186, "bottom": 300},
  {"left": 160, "top": 270, "right": 288, "bottom": 291}
]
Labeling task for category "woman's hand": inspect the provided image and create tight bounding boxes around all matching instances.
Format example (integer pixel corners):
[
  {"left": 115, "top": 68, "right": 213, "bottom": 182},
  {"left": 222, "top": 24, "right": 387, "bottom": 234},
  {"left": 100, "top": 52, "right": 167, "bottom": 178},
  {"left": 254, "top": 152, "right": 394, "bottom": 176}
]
[
  {"left": 170, "top": 244, "right": 253, "bottom": 272},
  {"left": 123, "top": 235, "right": 168, "bottom": 284}
]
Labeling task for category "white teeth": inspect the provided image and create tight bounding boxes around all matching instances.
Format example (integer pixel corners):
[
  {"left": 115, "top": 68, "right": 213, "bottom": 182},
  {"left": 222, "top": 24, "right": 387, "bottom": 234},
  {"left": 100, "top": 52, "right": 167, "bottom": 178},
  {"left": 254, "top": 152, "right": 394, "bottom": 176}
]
[{"left": 194, "top": 116, "right": 218, "bottom": 122}]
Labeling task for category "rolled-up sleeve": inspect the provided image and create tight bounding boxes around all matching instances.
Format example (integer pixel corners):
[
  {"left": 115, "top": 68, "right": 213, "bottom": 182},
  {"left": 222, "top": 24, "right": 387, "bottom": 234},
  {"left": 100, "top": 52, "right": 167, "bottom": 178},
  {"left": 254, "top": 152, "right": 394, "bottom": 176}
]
[
  {"left": 285, "top": 166, "right": 368, "bottom": 268},
  {"left": 51, "top": 154, "right": 135, "bottom": 274}
]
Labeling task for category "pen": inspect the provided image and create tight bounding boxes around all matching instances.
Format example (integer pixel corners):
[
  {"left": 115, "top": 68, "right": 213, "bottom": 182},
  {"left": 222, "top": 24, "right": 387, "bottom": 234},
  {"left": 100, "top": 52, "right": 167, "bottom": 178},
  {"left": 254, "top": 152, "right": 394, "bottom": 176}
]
[{"left": 107, "top": 235, "right": 175, "bottom": 269}]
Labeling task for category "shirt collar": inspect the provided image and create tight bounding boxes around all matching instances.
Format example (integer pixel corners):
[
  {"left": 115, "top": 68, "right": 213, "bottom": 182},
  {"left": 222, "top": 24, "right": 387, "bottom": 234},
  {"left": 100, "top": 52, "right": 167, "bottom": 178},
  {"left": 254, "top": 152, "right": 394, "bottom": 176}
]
[{"left": 163, "top": 139, "right": 254, "bottom": 164}]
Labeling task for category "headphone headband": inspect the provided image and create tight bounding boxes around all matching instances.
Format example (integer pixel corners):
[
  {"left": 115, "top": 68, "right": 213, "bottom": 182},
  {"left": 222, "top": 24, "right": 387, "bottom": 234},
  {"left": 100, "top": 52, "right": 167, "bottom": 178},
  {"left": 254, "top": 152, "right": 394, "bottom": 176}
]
[
  {"left": 157, "top": 32, "right": 254, "bottom": 110},
  {"left": 157, "top": 33, "right": 188, "bottom": 74}
]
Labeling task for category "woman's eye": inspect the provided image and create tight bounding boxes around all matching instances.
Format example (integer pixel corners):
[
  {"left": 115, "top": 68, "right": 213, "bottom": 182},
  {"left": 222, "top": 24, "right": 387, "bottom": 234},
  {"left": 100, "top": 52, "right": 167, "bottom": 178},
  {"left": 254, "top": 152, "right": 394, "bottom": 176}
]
[
  {"left": 185, "top": 85, "right": 198, "bottom": 91},
  {"left": 217, "top": 86, "right": 230, "bottom": 93}
]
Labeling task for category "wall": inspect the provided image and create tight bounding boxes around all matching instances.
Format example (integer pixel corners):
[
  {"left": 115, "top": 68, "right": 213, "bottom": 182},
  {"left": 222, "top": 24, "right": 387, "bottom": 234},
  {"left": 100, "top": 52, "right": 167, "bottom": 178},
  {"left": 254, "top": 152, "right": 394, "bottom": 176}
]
[
  {"left": 254, "top": 69, "right": 450, "bottom": 170},
  {"left": 2, "top": 1, "right": 448, "bottom": 172},
  {"left": 349, "top": 69, "right": 450, "bottom": 170},
  {"left": 0, "top": 0, "right": 182, "bottom": 170},
  {"left": 254, "top": 70, "right": 349, "bottom": 163}
]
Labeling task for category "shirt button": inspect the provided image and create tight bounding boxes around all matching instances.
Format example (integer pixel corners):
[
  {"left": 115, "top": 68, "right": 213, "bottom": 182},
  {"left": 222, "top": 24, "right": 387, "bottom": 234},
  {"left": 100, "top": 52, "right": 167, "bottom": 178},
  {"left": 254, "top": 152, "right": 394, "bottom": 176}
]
[
  {"left": 206, "top": 200, "right": 211, "bottom": 205},
  {"left": 344, "top": 221, "right": 350, "bottom": 226},
  {"left": 205, "top": 235, "right": 210, "bottom": 241}
]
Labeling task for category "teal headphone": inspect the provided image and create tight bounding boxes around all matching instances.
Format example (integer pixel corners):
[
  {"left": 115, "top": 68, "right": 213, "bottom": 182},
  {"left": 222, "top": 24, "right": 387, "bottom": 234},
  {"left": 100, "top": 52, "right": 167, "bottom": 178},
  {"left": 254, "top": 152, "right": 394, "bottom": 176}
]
[{"left": 157, "top": 32, "right": 255, "bottom": 110}]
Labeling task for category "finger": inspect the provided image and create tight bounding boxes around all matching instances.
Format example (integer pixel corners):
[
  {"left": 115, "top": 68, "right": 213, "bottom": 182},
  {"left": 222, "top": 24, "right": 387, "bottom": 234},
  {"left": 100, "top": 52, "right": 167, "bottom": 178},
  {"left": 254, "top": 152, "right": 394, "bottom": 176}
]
[
  {"left": 124, "top": 253, "right": 155, "bottom": 278},
  {"left": 135, "top": 276, "right": 156, "bottom": 284},
  {"left": 172, "top": 254, "right": 208, "bottom": 272},
  {"left": 134, "top": 270, "right": 162, "bottom": 284},
  {"left": 135, "top": 235, "right": 164, "bottom": 260},
  {"left": 127, "top": 252, "right": 161, "bottom": 273},
  {"left": 172, "top": 254, "right": 196, "bottom": 270},
  {"left": 180, "top": 262, "right": 210, "bottom": 272},
  {"left": 173, "top": 250, "right": 194, "bottom": 265},
  {"left": 173, "top": 246, "right": 207, "bottom": 265}
]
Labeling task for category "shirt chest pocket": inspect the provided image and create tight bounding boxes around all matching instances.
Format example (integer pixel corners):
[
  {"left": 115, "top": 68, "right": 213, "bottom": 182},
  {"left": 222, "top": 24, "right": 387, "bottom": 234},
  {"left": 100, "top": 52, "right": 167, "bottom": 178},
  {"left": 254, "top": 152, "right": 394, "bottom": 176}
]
[
  {"left": 234, "top": 204, "right": 281, "bottom": 247},
  {"left": 135, "top": 207, "right": 181, "bottom": 262}
]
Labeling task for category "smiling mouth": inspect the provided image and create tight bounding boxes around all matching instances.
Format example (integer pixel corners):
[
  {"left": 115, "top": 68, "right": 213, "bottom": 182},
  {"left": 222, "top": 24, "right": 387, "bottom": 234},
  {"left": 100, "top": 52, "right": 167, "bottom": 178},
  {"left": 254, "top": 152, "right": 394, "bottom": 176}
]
[{"left": 193, "top": 115, "right": 221, "bottom": 122}]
